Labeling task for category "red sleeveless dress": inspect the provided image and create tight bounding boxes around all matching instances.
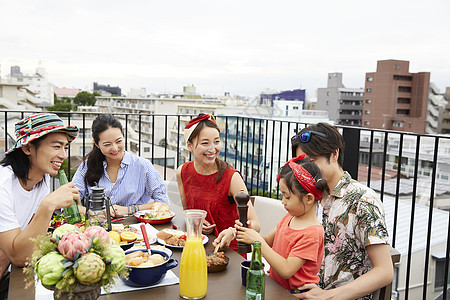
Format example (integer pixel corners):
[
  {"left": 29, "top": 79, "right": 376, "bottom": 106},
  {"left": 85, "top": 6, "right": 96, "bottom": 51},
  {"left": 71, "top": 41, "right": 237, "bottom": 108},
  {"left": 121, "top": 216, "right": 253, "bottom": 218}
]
[{"left": 181, "top": 161, "right": 239, "bottom": 253}]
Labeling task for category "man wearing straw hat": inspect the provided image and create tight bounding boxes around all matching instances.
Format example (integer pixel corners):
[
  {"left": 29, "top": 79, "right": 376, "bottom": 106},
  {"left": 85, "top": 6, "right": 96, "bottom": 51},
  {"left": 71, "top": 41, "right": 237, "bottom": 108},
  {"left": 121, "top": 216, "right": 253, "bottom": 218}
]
[{"left": 0, "top": 113, "right": 80, "bottom": 297}]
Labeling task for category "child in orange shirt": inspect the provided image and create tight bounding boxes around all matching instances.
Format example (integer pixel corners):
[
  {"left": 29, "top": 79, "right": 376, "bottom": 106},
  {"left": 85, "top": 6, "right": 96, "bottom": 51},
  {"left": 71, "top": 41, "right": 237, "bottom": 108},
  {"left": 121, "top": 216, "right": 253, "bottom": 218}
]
[{"left": 236, "top": 154, "right": 328, "bottom": 294}]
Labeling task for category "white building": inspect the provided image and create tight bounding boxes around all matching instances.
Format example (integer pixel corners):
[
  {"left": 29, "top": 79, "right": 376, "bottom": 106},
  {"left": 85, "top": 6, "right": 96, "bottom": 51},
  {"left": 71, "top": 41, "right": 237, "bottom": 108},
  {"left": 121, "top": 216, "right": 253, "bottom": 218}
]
[
  {"left": 7, "top": 64, "right": 55, "bottom": 105},
  {"left": 94, "top": 89, "right": 332, "bottom": 192},
  {"left": 0, "top": 81, "right": 40, "bottom": 110},
  {"left": 426, "top": 83, "right": 447, "bottom": 134}
]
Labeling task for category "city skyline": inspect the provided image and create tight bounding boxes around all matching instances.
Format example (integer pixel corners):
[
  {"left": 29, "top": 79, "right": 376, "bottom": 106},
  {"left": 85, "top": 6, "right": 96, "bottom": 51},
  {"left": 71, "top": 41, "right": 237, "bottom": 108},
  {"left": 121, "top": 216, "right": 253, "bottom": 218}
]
[{"left": 1, "top": 0, "right": 449, "bottom": 97}]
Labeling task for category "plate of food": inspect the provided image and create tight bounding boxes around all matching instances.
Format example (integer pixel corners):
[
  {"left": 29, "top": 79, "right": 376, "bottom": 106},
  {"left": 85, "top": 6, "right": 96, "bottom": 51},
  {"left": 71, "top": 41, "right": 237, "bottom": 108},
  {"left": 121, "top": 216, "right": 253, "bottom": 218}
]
[
  {"left": 133, "top": 202, "right": 175, "bottom": 224},
  {"left": 110, "top": 224, "right": 157, "bottom": 248},
  {"left": 156, "top": 228, "right": 209, "bottom": 249}
]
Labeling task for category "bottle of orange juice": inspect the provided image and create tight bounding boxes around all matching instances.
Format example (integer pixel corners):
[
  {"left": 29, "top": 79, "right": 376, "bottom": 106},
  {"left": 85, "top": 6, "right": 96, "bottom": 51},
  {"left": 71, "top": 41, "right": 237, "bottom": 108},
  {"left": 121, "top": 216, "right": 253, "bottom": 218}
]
[{"left": 179, "top": 209, "right": 207, "bottom": 299}]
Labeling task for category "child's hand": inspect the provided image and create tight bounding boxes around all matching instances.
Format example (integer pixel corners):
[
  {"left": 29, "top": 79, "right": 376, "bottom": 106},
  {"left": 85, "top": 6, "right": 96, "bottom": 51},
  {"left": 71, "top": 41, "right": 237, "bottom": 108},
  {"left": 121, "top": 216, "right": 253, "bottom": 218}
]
[
  {"left": 235, "top": 219, "right": 256, "bottom": 230},
  {"left": 235, "top": 224, "right": 262, "bottom": 245}
]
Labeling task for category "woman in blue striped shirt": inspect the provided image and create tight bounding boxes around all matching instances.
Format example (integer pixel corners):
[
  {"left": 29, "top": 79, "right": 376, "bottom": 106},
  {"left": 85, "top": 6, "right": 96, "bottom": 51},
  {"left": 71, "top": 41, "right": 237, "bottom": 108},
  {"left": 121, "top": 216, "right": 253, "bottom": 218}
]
[{"left": 72, "top": 114, "right": 169, "bottom": 217}]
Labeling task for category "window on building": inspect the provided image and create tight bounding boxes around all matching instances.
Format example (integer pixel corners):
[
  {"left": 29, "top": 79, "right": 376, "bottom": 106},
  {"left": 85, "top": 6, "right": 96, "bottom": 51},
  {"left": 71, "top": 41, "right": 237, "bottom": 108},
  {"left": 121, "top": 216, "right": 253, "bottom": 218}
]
[
  {"left": 366, "top": 88, "right": 372, "bottom": 93},
  {"left": 144, "top": 147, "right": 150, "bottom": 152},
  {"left": 397, "top": 98, "right": 411, "bottom": 104},
  {"left": 293, "top": 106, "right": 299, "bottom": 110},
  {"left": 365, "top": 110, "right": 371, "bottom": 115},
  {"left": 327, "top": 92, "right": 330, "bottom": 96},
  {"left": 392, "top": 121, "right": 404, "bottom": 127},
  {"left": 367, "top": 77, "right": 373, "bottom": 82},
  {"left": 433, "top": 254, "right": 450, "bottom": 290},
  {"left": 396, "top": 109, "right": 410, "bottom": 116},
  {"left": 364, "top": 121, "right": 370, "bottom": 125},
  {"left": 394, "top": 75, "right": 412, "bottom": 81},
  {"left": 366, "top": 99, "right": 371, "bottom": 104},
  {"left": 398, "top": 86, "right": 412, "bottom": 93}
]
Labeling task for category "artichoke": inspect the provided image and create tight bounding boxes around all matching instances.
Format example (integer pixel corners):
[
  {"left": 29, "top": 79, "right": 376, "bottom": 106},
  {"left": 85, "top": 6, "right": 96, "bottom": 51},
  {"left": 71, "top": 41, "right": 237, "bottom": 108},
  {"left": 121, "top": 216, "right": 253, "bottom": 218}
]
[
  {"left": 84, "top": 226, "right": 109, "bottom": 242},
  {"left": 52, "top": 224, "right": 79, "bottom": 240},
  {"left": 58, "top": 231, "right": 90, "bottom": 260},
  {"left": 35, "top": 252, "right": 65, "bottom": 286},
  {"left": 103, "top": 245, "right": 125, "bottom": 272},
  {"left": 74, "top": 253, "right": 106, "bottom": 285}
]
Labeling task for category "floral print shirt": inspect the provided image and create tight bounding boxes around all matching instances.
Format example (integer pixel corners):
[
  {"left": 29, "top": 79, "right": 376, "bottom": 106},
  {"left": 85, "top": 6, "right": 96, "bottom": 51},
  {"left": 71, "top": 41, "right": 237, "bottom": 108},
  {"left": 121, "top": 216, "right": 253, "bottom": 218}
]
[{"left": 319, "top": 172, "right": 389, "bottom": 299}]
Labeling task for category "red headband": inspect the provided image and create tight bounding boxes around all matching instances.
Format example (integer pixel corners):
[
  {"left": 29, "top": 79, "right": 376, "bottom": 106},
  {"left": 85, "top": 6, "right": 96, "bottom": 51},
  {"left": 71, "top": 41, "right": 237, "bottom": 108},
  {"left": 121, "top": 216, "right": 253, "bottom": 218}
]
[
  {"left": 184, "top": 113, "right": 217, "bottom": 142},
  {"left": 277, "top": 154, "right": 322, "bottom": 201}
]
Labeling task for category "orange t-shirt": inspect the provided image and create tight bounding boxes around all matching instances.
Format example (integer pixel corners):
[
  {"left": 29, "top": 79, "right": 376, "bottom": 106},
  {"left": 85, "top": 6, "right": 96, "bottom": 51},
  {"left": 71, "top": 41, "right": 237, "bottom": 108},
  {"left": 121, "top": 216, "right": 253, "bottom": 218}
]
[{"left": 269, "top": 214, "right": 324, "bottom": 290}]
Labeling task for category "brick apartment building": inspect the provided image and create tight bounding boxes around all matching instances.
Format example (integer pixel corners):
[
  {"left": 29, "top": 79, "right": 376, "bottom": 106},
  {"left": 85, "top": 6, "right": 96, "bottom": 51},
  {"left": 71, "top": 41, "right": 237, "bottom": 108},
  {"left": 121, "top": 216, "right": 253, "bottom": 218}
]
[{"left": 362, "top": 60, "right": 430, "bottom": 133}]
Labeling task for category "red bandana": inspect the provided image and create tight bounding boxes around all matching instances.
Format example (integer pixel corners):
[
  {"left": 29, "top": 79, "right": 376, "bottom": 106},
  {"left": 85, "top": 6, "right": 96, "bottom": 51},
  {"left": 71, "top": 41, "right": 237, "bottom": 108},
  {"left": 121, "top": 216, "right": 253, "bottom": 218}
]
[
  {"left": 277, "top": 154, "right": 322, "bottom": 201},
  {"left": 184, "top": 113, "right": 217, "bottom": 142}
]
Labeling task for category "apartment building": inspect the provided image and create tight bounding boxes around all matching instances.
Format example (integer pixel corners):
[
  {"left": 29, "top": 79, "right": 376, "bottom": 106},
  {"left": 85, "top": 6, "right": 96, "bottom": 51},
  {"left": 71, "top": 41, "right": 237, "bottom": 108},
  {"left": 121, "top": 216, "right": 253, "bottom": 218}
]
[
  {"left": 440, "top": 87, "right": 450, "bottom": 134},
  {"left": 362, "top": 60, "right": 430, "bottom": 133},
  {"left": 317, "top": 73, "right": 364, "bottom": 126},
  {"left": 0, "top": 81, "right": 40, "bottom": 110},
  {"left": 426, "top": 83, "right": 447, "bottom": 134},
  {"left": 7, "top": 64, "right": 55, "bottom": 104}
]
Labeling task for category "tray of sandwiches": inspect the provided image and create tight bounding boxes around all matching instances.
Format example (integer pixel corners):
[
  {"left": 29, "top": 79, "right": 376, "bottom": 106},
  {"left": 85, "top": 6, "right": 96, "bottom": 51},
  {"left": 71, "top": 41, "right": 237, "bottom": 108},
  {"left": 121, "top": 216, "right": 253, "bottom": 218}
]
[{"left": 156, "top": 228, "right": 208, "bottom": 249}]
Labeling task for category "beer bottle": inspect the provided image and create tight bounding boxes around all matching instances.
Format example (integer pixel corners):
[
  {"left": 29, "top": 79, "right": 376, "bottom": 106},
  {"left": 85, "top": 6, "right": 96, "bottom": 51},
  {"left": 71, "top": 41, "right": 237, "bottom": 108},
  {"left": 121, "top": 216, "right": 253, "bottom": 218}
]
[
  {"left": 246, "top": 241, "right": 265, "bottom": 300},
  {"left": 58, "top": 169, "right": 82, "bottom": 224}
]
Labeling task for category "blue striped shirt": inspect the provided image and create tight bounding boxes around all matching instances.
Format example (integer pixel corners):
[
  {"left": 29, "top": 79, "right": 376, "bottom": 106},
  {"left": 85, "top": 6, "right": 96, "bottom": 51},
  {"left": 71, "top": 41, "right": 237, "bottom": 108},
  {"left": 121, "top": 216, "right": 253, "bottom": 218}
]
[{"left": 72, "top": 151, "right": 169, "bottom": 206}]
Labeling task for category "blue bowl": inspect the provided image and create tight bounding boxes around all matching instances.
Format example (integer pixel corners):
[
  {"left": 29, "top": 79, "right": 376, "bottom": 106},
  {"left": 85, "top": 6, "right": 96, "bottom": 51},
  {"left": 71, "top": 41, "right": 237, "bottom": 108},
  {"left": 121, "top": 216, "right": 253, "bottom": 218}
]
[
  {"left": 121, "top": 249, "right": 178, "bottom": 287},
  {"left": 120, "top": 241, "right": 135, "bottom": 251}
]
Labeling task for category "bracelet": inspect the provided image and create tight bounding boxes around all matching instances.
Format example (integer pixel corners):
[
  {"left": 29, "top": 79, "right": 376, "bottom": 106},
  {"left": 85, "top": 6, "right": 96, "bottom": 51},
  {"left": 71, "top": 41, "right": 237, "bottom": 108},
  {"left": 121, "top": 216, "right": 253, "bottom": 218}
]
[
  {"left": 228, "top": 227, "right": 237, "bottom": 240},
  {"left": 136, "top": 205, "right": 140, "bottom": 212},
  {"left": 128, "top": 206, "right": 131, "bottom": 215}
]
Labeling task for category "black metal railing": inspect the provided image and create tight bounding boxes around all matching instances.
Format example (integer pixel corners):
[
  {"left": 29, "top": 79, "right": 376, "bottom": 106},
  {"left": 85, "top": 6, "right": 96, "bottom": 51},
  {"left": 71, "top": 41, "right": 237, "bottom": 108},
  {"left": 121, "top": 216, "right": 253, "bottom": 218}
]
[{"left": 1, "top": 109, "right": 449, "bottom": 300}]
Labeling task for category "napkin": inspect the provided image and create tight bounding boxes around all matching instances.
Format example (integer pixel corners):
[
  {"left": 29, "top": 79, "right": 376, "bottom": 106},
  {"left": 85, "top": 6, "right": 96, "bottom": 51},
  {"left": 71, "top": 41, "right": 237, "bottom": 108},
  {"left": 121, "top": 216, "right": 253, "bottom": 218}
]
[{"left": 35, "top": 270, "right": 179, "bottom": 299}]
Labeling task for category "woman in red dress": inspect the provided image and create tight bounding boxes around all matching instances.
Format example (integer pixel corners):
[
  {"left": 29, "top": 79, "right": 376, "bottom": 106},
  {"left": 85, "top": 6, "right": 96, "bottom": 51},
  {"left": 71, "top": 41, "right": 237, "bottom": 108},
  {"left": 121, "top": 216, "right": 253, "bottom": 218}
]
[{"left": 176, "top": 113, "right": 260, "bottom": 253}]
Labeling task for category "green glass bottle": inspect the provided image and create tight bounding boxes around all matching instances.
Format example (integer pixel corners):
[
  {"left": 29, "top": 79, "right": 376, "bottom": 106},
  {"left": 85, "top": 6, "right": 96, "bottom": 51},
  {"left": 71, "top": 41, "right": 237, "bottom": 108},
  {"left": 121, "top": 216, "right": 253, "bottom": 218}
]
[
  {"left": 246, "top": 241, "right": 265, "bottom": 300},
  {"left": 58, "top": 169, "right": 81, "bottom": 224}
]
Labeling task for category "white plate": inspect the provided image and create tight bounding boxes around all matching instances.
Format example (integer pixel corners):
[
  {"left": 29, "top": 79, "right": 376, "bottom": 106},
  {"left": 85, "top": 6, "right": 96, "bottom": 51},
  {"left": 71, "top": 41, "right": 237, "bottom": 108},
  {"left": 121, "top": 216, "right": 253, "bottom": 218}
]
[
  {"left": 157, "top": 236, "right": 209, "bottom": 249},
  {"left": 127, "top": 224, "right": 157, "bottom": 244}
]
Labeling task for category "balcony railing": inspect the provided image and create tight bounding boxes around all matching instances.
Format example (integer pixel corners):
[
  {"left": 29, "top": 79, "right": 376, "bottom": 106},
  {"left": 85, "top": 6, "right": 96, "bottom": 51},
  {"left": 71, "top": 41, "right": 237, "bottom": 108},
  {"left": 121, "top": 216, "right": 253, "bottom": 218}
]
[{"left": 1, "top": 109, "right": 449, "bottom": 300}]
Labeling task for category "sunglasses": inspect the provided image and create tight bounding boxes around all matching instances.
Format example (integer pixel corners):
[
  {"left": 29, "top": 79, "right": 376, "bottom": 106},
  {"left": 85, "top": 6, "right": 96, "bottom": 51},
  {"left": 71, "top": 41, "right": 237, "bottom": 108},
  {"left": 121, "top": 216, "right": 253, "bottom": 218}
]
[{"left": 291, "top": 131, "right": 327, "bottom": 143}]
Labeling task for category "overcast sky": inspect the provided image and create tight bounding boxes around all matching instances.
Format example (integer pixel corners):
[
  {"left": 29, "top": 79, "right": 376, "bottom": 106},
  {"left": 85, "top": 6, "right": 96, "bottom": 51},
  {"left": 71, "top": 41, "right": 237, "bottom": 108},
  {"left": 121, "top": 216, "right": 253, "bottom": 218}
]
[{"left": 1, "top": 0, "right": 449, "bottom": 97}]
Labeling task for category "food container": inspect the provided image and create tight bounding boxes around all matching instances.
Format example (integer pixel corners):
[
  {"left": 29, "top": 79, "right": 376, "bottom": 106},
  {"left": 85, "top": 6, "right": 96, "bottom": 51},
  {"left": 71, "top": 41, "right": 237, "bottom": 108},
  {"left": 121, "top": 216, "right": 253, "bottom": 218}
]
[
  {"left": 206, "top": 253, "right": 229, "bottom": 273},
  {"left": 119, "top": 241, "right": 135, "bottom": 251},
  {"left": 120, "top": 249, "right": 178, "bottom": 287}
]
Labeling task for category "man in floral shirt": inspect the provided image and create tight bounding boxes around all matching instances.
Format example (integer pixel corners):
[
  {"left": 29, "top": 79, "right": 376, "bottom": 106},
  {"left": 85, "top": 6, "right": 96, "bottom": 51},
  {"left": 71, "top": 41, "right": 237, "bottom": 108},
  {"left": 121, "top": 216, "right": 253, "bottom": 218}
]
[{"left": 290, "top": 123, "right": 393, "bottom": 300}]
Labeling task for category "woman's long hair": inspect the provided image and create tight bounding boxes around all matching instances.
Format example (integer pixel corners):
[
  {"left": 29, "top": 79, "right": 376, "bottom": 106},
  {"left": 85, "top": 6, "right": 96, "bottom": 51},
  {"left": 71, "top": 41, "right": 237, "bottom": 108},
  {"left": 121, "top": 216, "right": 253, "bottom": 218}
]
[
  {"left": 84, "top": 114, "right": 124, "bottom": 187},
  {"left": 187, "top": 119, "right": 230, "bottom": 184}
]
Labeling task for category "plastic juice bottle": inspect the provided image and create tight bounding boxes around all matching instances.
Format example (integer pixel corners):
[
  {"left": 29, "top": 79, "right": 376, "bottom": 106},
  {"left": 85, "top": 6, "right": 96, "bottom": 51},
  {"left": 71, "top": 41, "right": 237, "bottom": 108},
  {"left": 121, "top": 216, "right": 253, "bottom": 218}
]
[
  {"left": 179, "top": 238, "right": 207, "bottom": 299},
  {"left": 58, "top": 169, "right": 81, "bottom": 224},
  {"left": 179, "top": 209, "right": 208, "bottom": 299}
]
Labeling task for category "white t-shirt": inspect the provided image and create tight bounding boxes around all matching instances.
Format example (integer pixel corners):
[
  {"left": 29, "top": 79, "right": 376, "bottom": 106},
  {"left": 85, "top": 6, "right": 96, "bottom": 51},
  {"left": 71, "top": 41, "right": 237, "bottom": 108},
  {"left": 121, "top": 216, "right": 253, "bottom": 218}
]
[{"left": 0, "top": 165, "right": 50, "bottom": 232}]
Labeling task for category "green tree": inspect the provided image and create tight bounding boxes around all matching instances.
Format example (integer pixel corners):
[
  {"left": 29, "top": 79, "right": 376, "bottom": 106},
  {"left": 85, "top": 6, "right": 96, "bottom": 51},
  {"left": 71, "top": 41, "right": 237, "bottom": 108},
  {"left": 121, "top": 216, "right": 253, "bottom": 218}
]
[
  {"left": 74, "top": 91, "right": 96, "bottom": 107},
  {"left": 47, "top": 102, "right": 73, "bottom": 117}
]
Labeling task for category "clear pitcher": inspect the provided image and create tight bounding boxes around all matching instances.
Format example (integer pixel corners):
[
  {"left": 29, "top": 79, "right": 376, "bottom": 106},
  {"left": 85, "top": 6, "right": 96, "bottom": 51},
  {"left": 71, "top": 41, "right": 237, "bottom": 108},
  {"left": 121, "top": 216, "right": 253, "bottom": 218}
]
[{"left": 179, "top": 209, "right": 208, "bottom": 299}]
